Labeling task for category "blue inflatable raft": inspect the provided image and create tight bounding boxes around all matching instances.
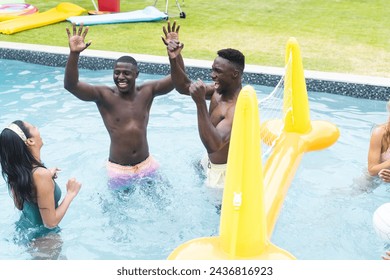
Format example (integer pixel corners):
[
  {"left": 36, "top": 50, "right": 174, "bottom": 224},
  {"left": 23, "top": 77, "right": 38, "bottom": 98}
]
[{"left": 67, "top": 6, "right": 167, "bottom": 26}]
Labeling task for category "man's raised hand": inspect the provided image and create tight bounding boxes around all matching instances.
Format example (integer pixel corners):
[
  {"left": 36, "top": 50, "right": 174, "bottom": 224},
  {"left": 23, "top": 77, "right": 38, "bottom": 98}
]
[{"left": 66, "top": 23, "right": 91, "bottom": 53}]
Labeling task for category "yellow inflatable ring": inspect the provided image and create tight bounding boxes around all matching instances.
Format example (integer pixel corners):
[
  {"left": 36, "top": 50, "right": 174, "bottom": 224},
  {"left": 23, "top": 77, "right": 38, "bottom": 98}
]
[{"left": 0, "top": 3, "right": 38, "bottom": 21}]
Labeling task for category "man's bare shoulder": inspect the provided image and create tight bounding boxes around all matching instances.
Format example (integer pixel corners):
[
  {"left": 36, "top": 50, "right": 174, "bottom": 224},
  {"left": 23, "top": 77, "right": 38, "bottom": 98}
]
[
  {"left": 96, "top": 84, "right": 115, "bottom": 93},
  {"left": 136, "top": 80, "right": 156, "bottom": 91},
  {"left": 97, "top": 85, "right": 119, "bottom": 97},
  {"left": 93, "top": 85, "right": 119, "bottom": 106},
  {"left": 135, "top": 82, "right": 156, "bottom": 98}
]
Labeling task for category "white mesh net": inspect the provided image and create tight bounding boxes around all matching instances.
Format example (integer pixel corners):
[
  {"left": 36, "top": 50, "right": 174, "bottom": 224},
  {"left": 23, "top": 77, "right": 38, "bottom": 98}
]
[{"left": 259, "top": 52, "right": 292, "bottom": 161}]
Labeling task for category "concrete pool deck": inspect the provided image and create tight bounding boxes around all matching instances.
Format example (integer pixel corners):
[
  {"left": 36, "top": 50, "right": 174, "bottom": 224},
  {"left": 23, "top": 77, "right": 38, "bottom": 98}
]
[{"left": 0, "top": 41, "right": 389, "bottom": 100}]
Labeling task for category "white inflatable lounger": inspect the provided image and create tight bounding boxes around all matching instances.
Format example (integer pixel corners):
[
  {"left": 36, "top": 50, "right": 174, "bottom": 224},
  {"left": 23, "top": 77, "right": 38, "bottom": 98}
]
[{"left": 67, "top": 6, "right": 168, "bottom": 26}]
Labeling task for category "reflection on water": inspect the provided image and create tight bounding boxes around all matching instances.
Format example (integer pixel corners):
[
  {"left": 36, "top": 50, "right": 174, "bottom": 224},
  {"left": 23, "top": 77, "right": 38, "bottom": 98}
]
[
  {"left": 351, "top": 170, "right": 385, "bottom": 195},
  {"left": 12, "top": 218, "right": 64, "bottom": 260},
  {"left": 27, "top": 233, "right": 66, "bottom": 260}
]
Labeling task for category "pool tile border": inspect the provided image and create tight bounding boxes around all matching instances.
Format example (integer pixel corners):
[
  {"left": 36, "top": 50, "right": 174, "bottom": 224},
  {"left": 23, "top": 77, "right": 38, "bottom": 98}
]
[{"left": 1, "top": 42, "right": 389, "bottom": 100}]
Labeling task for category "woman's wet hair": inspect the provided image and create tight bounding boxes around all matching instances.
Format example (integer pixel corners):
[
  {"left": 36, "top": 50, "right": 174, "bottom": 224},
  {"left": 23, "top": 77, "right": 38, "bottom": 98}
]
[{"left": 0, "top": 120, "right": 44, "bottom": 210}]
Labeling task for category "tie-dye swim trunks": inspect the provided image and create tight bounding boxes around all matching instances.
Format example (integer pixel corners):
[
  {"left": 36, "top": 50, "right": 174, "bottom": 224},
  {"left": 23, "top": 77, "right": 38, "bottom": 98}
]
[{"left": 106, "top": 155, "right": 160, "bottom": 190}]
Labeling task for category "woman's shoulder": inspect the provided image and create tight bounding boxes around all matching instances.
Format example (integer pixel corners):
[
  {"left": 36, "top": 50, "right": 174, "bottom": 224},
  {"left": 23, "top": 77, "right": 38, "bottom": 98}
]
[
  {"left": 371, "top": 123, "right": 386, "bottom": 135},
  {"left": 32, "top": 167, "right": 51, "bottom": 180},
  {"left": 32, "top": 167, "right": 55, "bottom": 195}
]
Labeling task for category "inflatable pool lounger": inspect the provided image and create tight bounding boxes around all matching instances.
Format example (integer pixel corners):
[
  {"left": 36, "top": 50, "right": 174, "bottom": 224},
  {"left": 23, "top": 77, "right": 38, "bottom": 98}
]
[
  {"left": 67, "top": 6, "right": 168, "bottom": 26},
  {"left": 0, "top": 2, "right": 85, "bottom": 35}
]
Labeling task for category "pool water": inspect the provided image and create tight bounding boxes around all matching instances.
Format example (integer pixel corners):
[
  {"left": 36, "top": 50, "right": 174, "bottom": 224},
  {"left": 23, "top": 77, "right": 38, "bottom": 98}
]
[{"left": 0, "top": 59, "right": 388, "bottom": 260}]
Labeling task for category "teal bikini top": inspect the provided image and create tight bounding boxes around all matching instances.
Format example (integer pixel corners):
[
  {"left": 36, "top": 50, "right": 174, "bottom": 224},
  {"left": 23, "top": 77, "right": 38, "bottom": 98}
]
[{"left": 21, "top": 181, "right": 62, "bottom": 226}]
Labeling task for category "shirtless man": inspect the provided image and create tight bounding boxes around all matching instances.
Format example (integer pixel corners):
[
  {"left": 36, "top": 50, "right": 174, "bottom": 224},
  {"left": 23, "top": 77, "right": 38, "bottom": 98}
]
[
  {"left": 162, "top": 22, "right": 245, "bottom": 188},
  {"left": 64, "top": 24, "right": 178, "bottom": 188}
]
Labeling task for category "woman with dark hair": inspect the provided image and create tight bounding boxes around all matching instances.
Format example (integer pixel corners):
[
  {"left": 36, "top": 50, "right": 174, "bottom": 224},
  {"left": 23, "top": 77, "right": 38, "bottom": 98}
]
[
  {"left": 0, "top": 120, "right": 81, "bottom": 230},
  {"left": 368, "top": 100, "right": 390, "bottom": 183}
]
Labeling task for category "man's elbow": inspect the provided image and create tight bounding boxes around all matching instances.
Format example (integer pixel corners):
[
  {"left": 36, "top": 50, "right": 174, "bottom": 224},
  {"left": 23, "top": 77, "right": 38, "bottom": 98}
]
[
  {"left": 64, "top": 80, "right": 74, "bottom": 91},
  {"left": 174, "top": 83, "right": 191, "bottom": 95},
  {"left": 171, "top": 80, "right": 190, "bottom": 94},
  {"left": 177, "top": 89, "right": 188, "bottom": 95}
]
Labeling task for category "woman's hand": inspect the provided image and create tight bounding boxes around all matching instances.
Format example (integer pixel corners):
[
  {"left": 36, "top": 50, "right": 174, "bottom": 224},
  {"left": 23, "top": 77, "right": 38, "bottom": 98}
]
[
  {"left": 382, "top": 251, "right": 390, "bottom": 260},
  {"left": 66, "top": 178, "right": 82, "bottom": 198},
  {"left": 378, "top": 168, "right": 390, "bottom": 183}
]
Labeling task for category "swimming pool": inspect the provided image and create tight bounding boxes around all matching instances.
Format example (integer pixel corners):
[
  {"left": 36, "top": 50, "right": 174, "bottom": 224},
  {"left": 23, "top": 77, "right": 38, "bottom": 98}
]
[{"left": 0, "top": 58, "right": 388, "bottom": 260}]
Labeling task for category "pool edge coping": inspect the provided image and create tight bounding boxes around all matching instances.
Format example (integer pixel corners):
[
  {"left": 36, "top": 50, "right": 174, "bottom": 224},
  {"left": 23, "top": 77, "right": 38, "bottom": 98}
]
[{"left": 1, "top": 41, "right": 389, "bottom": 100}]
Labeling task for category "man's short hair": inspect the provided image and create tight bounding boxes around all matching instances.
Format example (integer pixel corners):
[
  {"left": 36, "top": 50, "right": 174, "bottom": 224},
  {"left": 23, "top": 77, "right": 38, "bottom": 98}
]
[
  {"left": 217, "top": 48, "right": 245, "bottom": 74},
  {"left": 115, "top": 56, "right": 138, "bottom": 67}
]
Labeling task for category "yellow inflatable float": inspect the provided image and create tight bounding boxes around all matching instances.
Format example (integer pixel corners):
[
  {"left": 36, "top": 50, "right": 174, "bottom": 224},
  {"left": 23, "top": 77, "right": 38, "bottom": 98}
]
[
  {"left": 0, "top": 2, "right": 85, "bottom": 35},
  {"left": 168, "top": 38, "right": 340, "bottom": 260}
]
